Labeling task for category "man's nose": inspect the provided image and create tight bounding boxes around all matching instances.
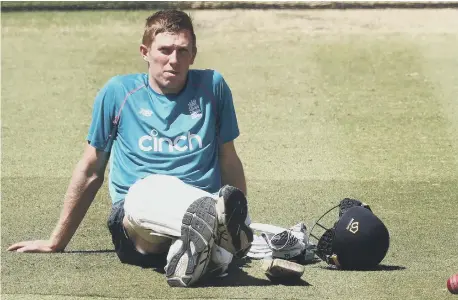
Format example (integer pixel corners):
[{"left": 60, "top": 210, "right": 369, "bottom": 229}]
[{"left": 169, "top": 50, "right": 178, "bottom": 65}]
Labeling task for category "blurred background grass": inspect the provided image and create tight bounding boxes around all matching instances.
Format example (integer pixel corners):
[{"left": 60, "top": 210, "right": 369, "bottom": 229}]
[{"left": 1, "top": 1, "right": 458, "bottom": 11}]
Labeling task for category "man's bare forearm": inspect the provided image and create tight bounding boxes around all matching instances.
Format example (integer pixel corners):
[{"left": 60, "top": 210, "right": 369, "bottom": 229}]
[
  {"left": 220, "top": 154, "right": 247, "bottom": 196},
  {"left": 49, "top": 159, "right": 104, "bottom": 251}
]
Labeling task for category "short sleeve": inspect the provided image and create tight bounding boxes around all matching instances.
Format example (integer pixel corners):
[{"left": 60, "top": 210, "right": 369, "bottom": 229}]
[
  {"left": 86, "top": 77, "right": 120, "bottom": 152},
  {"left": 213, "top": 72, "right": 240, "bottom": 144}
]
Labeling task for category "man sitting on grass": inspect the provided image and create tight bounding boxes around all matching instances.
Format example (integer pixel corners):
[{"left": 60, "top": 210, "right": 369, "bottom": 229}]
[{"left": 8, "top": 9, "right": 253, "bottom": 288}]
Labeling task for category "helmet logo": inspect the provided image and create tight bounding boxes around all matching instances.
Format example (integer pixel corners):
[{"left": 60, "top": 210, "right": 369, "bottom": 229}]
[{"left": 346, "top": 218, "right": 359, "bottom": 234}]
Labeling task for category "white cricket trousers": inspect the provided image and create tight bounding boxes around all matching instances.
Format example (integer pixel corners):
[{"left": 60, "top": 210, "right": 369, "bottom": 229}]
[{"left": 123, "top": 174, "right": 218, "bottom": 241}]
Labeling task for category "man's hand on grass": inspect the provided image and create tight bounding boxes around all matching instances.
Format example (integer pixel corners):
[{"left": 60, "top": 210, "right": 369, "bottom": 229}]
[{"left": 7, "top": 240, "right": 60, "bottom": 253}]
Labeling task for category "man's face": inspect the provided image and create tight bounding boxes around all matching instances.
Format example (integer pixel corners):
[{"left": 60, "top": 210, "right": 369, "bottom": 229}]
[{"left": 142, "top": 30, "right": 196, "bottom": 95}]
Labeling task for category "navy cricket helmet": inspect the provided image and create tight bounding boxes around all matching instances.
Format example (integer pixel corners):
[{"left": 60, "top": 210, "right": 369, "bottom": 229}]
[{"left": 310, "top": 198, "right": 390, "bottom": 270}]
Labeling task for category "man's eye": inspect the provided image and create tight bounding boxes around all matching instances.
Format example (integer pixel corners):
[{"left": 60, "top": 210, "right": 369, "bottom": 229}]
[{"left": 159, "top": 48, "right": 172, "bottom": 55}]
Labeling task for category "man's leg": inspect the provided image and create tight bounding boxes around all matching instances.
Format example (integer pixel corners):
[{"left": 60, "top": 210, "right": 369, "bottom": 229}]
[
  {"left": 122, "top": 215, "right": 172, "bottom": 255},
  {"left": 123, "top": 174, "right": 215, "bottom": 239},
  {"left": 107, "top": 174, "right": 210, "bottom": 268},
  {"left": 121, "top": 174, "right": 253, "bottom": 286},
  {"left": 123, "top": 174, "right": 220, "bottom": 287},
  {"left": 107, "top": 200, "right": 167, "bottom": 269}
]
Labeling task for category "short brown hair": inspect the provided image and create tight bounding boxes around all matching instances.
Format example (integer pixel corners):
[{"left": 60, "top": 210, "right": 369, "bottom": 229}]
[{"left": 142, "top": 10, "right": 196, "bottom": 50}]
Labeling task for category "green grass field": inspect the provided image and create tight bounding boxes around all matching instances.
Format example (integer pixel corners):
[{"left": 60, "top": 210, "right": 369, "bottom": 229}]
[{"left": 2, "top": 8, "right": 458, "bottom": 300}]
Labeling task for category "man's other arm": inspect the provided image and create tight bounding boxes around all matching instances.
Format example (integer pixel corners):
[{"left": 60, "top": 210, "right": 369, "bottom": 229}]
[
  {"left": 219, "top": 140, "right": 247, "bottom": 196},
  {"left": 8, "top": 144, "right": 110, "bottom": 252}
]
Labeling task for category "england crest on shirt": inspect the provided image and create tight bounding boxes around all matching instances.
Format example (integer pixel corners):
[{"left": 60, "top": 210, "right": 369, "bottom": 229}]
[{"left": 188, "top": 99, "right": 202, "bottom": 119}]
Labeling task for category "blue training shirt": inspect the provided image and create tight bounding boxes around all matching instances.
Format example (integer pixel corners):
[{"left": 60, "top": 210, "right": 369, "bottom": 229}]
[{"left": 86, "top": 69, "right": 240, "bottom": 203}]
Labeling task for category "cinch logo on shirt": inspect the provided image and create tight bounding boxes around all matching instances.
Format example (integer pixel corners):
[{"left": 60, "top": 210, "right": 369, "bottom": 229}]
[{"left": 138, "top": 129, "right": 203, "bottom": 152}]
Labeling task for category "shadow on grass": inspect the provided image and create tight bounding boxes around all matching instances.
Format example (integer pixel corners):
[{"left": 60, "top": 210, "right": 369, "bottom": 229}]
[
  {"left": 202, "top": 271, "right": 312, "bottom": 287},
  {"left": 59, "top": 251, "right": 313, "bottom": 286},
  {"left": 65, "top": 249, "right": 115, "bottom": 254},
  {"left": 64, "top": 249, "right": 168, "bottom": 274},
  {"left": 317, "top": 264, "right": 406, "bottom": 271},
  {"left": 199, "top": 258, "right": 312, "bottom": 287}
]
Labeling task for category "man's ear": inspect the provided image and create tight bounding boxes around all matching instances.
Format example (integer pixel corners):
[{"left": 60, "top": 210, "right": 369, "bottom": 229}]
[
  {"left": 140, "top": 44, "right": 149, "bottom": 60},
  {"left": 190, "top": 47, "right": 197, "bottom": 65}
]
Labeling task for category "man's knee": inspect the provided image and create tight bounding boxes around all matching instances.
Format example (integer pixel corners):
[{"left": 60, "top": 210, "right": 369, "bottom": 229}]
[
  {"left": 122, "top": 215, "right": 173, "bottom": 254},
  {"left": 107, "top": 200, "right": 167, "bottom": 268}
]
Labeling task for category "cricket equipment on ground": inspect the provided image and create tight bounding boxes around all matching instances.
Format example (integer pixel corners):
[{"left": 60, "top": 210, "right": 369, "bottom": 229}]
[
  {"left": 249, "top": 234, "right": 274, "bottom": 259},
  {"left": 310, "top": 198, "right": 390, "bottom": 270},
  {"left": 165, "top": 196, "right": 217, "bottom": 287},
  {"left": 248, "top": 222, "right": 317, "bottom": 263},
  {"left": 215, "top": 185, "right": 254, "bottom": 258},
  {"left": 263, "top": 223, "right": 307, "bottom": 260},
  {"left": 262, "top": 258, "right": 305, "bottom": 280},
  {"left": 338, "top": 198, "right": 372, "bottom": 217}
]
